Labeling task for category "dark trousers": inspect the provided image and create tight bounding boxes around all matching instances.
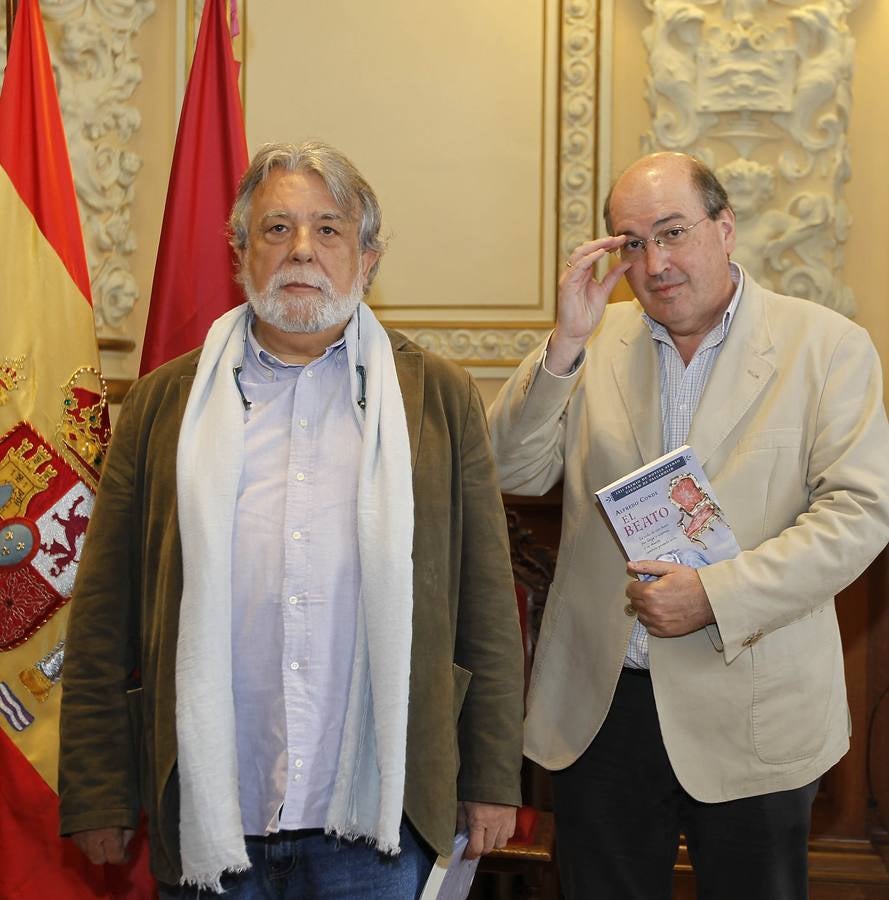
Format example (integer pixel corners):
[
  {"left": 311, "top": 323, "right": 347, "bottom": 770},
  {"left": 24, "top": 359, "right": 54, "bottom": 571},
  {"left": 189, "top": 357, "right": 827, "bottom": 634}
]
[{"left": 551, "top": 668, "right": 819, "bottom": 900}]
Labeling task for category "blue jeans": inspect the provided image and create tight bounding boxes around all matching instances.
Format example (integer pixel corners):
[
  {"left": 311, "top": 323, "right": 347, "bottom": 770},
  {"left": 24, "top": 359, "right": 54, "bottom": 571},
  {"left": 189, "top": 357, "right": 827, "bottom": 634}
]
[{"left": 157, "top": 820, "right": 436, "bottom": 899}]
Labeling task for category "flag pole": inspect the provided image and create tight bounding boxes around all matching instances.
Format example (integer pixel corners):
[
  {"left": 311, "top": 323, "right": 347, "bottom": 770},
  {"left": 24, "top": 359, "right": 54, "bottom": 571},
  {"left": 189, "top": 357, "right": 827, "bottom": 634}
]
[
  {"left": 139, "top": 0, "right": 248, "bottom": 374},
  {"left": 5, "top": 0, "right": 18, "bottom": 47}
]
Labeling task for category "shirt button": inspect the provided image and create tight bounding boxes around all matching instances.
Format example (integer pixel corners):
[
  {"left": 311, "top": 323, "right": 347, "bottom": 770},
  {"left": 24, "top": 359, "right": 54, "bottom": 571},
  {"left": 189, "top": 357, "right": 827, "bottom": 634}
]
[
  {"left": 288, "top": 595, "right": 299, "bottom": 605},
  {"left": 306, "top": 370, "right": 314, "bottom": 378},
  {"left": 291, "top": 530, "right": 301, "bottom": 541},
  {"left": 299, "top": 418, "right": 308, "bottom": 428},
  {"left": 295, "top": 759, "right": 303, "bottom": 768},
  {"left": 296, "top": 473, "right": 305, "bottom": 482},
  {"left": 290, "top": 661, "right": 300, "bottom": 670},
  {"left": 293, "top": 773, "right": 302, "bottom": 782}
]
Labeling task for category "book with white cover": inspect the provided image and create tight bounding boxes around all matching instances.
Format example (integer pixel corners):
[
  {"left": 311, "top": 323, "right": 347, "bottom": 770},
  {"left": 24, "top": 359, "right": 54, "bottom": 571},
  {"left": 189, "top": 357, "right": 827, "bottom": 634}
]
[
  {"left": 419, "top": 831, "right": 479, "bottom": 900},
  {"left": 595, "top": 444, "right": 740, "bottom": 574}
]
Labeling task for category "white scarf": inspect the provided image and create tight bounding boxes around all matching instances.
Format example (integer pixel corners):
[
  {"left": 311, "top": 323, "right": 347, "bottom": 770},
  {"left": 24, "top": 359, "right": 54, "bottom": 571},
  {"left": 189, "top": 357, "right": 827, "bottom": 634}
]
[{"left": 175, "top": 301, "right": 414, "bottom": 892}]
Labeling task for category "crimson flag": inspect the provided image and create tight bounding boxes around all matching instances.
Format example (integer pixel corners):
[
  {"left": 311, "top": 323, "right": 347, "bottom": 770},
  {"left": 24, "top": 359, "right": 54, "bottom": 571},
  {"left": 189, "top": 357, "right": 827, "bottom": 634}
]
[{"left": 139, "top": 0, "right": 249, "bottom": 374}]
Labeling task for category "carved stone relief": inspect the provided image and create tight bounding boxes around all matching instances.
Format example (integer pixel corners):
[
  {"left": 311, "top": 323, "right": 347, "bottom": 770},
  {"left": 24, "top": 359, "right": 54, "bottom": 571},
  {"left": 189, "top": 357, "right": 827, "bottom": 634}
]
[
  {"left": 0, "top": 0, "right": 156, "bottom": 333},
  {"left": 641, "top": 0, "right": 859, "bottom": 316}
]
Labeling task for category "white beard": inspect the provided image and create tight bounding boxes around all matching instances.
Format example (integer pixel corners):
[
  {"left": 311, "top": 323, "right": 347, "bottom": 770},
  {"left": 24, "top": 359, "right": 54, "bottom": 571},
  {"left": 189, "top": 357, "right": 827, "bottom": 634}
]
[{"left": 244, "top": 266, "right": 363, "bottom": 334}]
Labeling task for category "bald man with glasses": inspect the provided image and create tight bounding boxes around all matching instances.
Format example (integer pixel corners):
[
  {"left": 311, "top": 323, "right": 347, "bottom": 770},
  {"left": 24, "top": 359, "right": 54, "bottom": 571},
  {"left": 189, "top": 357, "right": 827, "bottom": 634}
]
[{"left": 488, "top": 152, "right": 889, "bottom": 899}]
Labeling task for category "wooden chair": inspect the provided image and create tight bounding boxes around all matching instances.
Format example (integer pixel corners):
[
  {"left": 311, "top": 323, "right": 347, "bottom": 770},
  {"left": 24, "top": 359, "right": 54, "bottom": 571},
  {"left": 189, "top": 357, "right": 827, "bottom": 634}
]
[{"left": 470, "top": 510, "right": 560, "bottom": 900}]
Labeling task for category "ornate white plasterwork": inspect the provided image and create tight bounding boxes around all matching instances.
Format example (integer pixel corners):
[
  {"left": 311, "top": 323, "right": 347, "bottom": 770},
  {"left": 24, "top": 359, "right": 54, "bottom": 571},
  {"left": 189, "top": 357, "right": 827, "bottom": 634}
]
[
  {"left": 0, "top": 0, "right": 156, "bottom": 332},
  {"left": 641, "top": 0, "right": 859, "bottom": 316},
  {"left": 396, "top": 327, "right": 551, "bottom": 365},
  {"left": 560, "top": 0, "right": 600, "bottom": 264}
]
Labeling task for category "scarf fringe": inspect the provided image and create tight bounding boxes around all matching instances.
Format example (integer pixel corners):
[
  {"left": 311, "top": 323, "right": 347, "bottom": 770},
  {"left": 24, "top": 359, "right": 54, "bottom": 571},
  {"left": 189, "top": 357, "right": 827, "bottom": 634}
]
[
  {"left": 325, "top": 825, "right": 402, "bottom": 857},
  {"left": 180, "top": 862, "right": 252, "bottom": 895}
]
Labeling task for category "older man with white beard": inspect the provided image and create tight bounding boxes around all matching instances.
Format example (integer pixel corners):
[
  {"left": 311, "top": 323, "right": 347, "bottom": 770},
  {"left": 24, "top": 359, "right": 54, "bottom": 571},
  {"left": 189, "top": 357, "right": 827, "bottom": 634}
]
[{"left": 58, "top": 142, "right": 524, "bottom": 899}]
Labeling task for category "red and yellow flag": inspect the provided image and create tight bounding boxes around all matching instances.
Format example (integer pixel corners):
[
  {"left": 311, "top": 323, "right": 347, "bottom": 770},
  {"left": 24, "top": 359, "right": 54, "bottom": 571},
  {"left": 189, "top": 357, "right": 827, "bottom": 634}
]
[
  {"left": 0, "top": 1, "right": 151, "bottom": 895},
  {"left": 139, "top": 0, "right": 248, "bottom": 375}
]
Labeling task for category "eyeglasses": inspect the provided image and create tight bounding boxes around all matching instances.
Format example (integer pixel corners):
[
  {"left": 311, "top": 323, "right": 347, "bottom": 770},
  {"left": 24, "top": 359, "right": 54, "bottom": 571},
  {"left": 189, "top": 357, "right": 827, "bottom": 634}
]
[{"left": 615, "top": 216, "right": 708, "bottom": 261}]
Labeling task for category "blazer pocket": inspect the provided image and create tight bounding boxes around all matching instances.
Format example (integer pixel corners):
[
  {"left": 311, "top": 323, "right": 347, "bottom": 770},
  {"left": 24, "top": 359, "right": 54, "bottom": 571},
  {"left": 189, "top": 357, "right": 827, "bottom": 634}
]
[
  {"left": 734, "top": 427, "right": 802, "bottom": 453},
  {"left": 125, "top": 687, "right": 143, "bottom": 765},
  {"left": 125, "top": 686, "right": 143, "bottom": 802},
  {"left": 452, "top": 663, "right": 472, "bottom": 722},
  {"left": 751, "top": 611, "right": 836, "bottom": 764},
  {"left": 452, "top": 663, "right": 472, "bottom": 772},
  {"left": 724, "top": 427, "right": 805, "bottom": 543}
]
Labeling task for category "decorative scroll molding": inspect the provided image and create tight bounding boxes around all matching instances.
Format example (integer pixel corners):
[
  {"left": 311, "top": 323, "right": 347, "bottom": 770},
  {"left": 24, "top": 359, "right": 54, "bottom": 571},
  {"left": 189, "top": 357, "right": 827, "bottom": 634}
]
[
  {"left": 0, "top": 1, "right": 156, "bottom": 333},
  {"left": 641, "top": 0, "right": 859, "bottom": 316},
  {"left": 395, "top": 327, "right": 551, "bottom": 366},
  {"left": 560, "top": 0, "right": 600, "bottom": 265}
]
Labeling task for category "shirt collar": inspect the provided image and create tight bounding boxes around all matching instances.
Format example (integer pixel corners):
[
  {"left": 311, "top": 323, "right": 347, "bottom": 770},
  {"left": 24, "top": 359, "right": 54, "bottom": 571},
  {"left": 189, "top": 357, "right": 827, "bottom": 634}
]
[{"left": 245, "top": 307, "right": 347, "bottom": 374}]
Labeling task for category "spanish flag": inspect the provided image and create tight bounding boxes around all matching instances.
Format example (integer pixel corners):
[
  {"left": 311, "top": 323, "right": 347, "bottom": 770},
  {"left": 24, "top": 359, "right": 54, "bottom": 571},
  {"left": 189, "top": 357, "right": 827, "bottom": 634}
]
[{"left": 0, "top": 1, "right": 151, "bottom": 895}]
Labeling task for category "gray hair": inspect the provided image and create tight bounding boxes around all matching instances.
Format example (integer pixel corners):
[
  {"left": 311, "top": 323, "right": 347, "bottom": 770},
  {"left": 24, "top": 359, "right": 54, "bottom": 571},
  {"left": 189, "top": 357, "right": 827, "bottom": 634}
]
[
  {"left": 603, "top": 154, "right": 732, "bottom": 233},
  {"left": 229, "top": 141, "right": 387, "bottom": 288}
]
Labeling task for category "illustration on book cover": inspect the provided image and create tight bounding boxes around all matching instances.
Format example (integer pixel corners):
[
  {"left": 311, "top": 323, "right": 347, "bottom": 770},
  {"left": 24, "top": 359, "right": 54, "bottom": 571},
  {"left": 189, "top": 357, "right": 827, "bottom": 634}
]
[{"left": 595, "top": 445, "right": 740, "bottom": 574}]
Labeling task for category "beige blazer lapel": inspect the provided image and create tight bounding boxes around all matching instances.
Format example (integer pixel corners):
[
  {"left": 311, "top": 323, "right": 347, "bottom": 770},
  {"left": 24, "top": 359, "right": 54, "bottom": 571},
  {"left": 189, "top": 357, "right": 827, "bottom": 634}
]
[
  {"left": 687, "top": 282, "right": 775, "bottom": 467},
  {"left": 611, "top": 311, "right": 663, "bottom": 465}
]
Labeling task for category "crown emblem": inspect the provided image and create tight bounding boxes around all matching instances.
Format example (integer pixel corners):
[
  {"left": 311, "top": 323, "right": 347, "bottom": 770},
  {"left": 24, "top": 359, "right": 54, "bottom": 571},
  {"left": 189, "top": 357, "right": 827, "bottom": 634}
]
[
  {"left": 0, "top": 356, "right": 26, "bottom": 406},
  {"left": 0, "top": 437, "right": 57, "bottom": 519},
  {"left": 0, "top": 423, "right": 85, "bottom": 648},
  {"left": 57, "top": 367, "right": 111, "bottom": 491}
]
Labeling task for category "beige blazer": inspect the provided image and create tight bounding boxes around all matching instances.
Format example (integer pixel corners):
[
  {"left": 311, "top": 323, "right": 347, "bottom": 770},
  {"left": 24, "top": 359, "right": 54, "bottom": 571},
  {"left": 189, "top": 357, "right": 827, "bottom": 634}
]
[{"left": 489, "top": 271, "right": 889, "bottom": 802}]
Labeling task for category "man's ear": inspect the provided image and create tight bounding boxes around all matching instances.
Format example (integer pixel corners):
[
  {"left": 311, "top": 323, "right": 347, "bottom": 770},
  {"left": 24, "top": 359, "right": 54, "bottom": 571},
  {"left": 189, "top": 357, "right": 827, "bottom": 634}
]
[
  {"left": 361, "top": 249, "right": 380, "bottom": 281},
  {"left": 717, "top": 207, "right": 736, "bottom": 256}
]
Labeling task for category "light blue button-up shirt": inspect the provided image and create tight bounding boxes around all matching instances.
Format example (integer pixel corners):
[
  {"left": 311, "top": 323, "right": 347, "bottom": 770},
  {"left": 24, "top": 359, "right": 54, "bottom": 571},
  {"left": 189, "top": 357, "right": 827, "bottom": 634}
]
[
  {"left": 230, "top": 321, "right": 362, "bottom": 834},
  {"left": 624, "top": 263, "right": 744, "bottom": 668}
]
